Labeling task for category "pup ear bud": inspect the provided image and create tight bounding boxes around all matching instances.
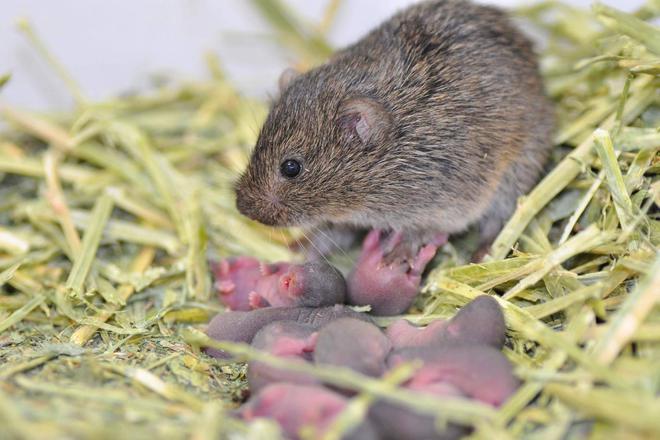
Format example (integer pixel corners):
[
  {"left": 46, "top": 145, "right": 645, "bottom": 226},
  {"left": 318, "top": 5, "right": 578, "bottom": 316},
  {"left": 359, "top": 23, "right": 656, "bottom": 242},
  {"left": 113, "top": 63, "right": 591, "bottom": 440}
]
[{"left": 338, "top": 96, "right": 392, "bottom": 145}]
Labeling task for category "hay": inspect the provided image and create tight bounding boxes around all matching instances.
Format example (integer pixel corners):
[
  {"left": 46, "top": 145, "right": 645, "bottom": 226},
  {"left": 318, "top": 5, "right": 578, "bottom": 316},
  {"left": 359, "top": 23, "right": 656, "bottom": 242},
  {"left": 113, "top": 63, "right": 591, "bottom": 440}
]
[{"left": 0, "top": 1, "right": 658, "bottom": 439}]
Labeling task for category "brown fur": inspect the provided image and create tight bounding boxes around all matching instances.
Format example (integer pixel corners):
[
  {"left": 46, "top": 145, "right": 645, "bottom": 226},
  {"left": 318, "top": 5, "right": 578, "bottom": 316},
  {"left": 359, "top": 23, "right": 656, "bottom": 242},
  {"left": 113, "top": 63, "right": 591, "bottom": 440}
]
[{"left": 235, "top": 0, "right": 554, "bottom": 250}]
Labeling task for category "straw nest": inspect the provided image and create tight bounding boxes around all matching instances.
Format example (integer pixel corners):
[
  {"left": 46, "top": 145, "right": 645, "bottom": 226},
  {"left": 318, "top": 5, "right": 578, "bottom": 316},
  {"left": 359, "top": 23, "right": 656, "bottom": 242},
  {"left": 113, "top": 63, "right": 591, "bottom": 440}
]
[{"left": 0, "top": 1, "right": 658, "bottom": 439}]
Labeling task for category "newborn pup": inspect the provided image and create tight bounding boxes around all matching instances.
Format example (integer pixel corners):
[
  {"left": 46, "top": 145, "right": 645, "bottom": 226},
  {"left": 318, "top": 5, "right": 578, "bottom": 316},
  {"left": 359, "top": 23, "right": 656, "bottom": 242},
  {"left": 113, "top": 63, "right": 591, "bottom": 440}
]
[
  {"left": 386, "top": 295, "right": 506, "bottom": 349},
  {"left": 235, "top": 0, "right": 554, "bottom": 260},
  {"left": 238, "top": 383, "right": 378, "bottom": 440},
  {"left": 211, "top": 257, "right": 262, "bottom": 311},
  {"left": 205, "top": 305, "right": 372, "bottom": 358},
  {"left": 444, "top": 295, "right": 506, "bottom": 349},
  {"left": 369, "top": 391, "right": 468, "bottom": 440},
  {"left": 386, "top": 319, "right": 450, "bottom": 350},
  {"left": 247, "top": 321, "right": 319, "bottom": 392},
  {"left": 212, "top": 257, "right": 346, "bottom": 311},
  {"left": 314, "top": 317, "right": 392, "bottom": 378},
  {"left": 369, "top": 340, "right": 518, "bottom": 439},
  {"left": 388, "top": 345, "right": 519, "bottom": 406},
  {"left": 346, "top": 229, "right": 446, "bottom": 315}
]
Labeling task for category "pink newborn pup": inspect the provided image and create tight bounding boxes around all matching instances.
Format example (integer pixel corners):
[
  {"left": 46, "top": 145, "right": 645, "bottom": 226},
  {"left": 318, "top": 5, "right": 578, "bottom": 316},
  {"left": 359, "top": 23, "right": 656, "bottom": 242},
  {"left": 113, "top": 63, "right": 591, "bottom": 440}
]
[
  {"left": 212, "top": 257, "right": 346, "bottom": 311},
  {"left": 347, "top": 230, "right": 447, "bottom": 315}
]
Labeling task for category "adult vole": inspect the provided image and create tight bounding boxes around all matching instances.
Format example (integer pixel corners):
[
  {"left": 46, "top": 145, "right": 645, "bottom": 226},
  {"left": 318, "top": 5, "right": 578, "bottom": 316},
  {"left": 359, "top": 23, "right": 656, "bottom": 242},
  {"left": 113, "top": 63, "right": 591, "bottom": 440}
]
[{"left": 235, "top": 0, "right": 554, "bottom": 258}]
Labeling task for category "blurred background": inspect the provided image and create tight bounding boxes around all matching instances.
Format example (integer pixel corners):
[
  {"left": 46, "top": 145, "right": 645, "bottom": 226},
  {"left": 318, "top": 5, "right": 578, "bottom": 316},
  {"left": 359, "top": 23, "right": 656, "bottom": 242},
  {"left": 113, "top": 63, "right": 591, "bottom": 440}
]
[{"left": 1, "top": 0, "right": 643, "bottom": 111}]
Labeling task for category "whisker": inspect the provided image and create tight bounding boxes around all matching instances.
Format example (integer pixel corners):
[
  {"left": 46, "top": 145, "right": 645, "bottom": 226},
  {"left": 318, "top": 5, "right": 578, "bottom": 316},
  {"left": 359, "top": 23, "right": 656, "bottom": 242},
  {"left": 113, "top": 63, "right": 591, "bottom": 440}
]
[
  {"left": 311, "top": 225, "right": 350, "bottom": 258},
  {"left": 288, "top": 230, "right": 306, "bottom": 260},
  {"left": 266, "top": 227, "right": 277, "bottom": 261},
  {"left": 300, "top": 228, "right": 332, "bottom": 266},
  {"left": 246, "top": 102, "right": 260, "bottom": 137},
  {"left": 278, "top": 229, "right": 294, "bottom": 256}
]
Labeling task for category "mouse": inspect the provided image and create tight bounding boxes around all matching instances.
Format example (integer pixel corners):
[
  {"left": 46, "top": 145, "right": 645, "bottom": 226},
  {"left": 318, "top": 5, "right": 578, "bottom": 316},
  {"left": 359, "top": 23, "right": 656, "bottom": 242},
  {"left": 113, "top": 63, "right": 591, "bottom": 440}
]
[
  {"left": 345, "top": 229, "right": 445, "bottom": 315},
  {"left": 211, "top": 257, "right": 347, "bottom": 311},
  {"left": 235, "top": 0, "right": 554, "bottom": 261},
  {"left": 314, "top": 317, "right": 392, "bottom": 379},
  {"left": 247, "top": 321, "right": 319, "bottom": 392},
  {"left": 205, "top": 304, "right": 372, "bottom": 358},
  {"left": 385, "top": 295, "right": 506, "bottom": 349},
  {"left": 237, "top": 383, "right": 379, "bottom": 440}
]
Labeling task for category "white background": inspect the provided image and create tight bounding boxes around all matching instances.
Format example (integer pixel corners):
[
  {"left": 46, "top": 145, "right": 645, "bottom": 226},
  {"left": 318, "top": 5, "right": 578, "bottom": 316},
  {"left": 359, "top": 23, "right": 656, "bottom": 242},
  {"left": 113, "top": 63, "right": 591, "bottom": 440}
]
[{"left": 0, "top": 0, "right": 643, "bottom": 111}]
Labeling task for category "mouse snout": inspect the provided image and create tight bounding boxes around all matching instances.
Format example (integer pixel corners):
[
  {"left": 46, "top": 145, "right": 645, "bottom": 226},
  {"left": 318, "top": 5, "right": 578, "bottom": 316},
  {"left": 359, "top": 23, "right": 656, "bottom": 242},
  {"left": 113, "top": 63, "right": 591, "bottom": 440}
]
[{"left": 235, "top": 187, "right": 287, "bottom": 226}]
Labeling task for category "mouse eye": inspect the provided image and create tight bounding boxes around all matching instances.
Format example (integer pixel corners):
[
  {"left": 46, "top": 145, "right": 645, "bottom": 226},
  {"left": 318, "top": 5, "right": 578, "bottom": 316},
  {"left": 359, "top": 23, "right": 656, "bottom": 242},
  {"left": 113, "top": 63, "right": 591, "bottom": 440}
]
[{"left": 280, "top": 159, "right": 302, "bottom": 179}]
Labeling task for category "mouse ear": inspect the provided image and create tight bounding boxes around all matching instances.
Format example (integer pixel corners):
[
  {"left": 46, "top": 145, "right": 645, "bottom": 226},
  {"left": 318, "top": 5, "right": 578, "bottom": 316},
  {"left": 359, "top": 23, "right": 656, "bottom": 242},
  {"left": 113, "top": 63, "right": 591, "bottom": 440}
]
[
  {"left": 338, "top": 97, "right": 391, "bottom": 145},
  {"left": 278, "top": 68, "right": 300, "bottom": 93}
]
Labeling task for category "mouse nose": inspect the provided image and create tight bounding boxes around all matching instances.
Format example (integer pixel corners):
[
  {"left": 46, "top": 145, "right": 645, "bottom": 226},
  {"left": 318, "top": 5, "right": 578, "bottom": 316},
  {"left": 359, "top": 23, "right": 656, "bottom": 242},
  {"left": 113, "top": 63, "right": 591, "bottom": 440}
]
[
  {"left": 235, "top": 191, "right": 262, "bottom": 222},
  {"left": 235, "top": 188, "right": 283, "bottom": 226}
]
